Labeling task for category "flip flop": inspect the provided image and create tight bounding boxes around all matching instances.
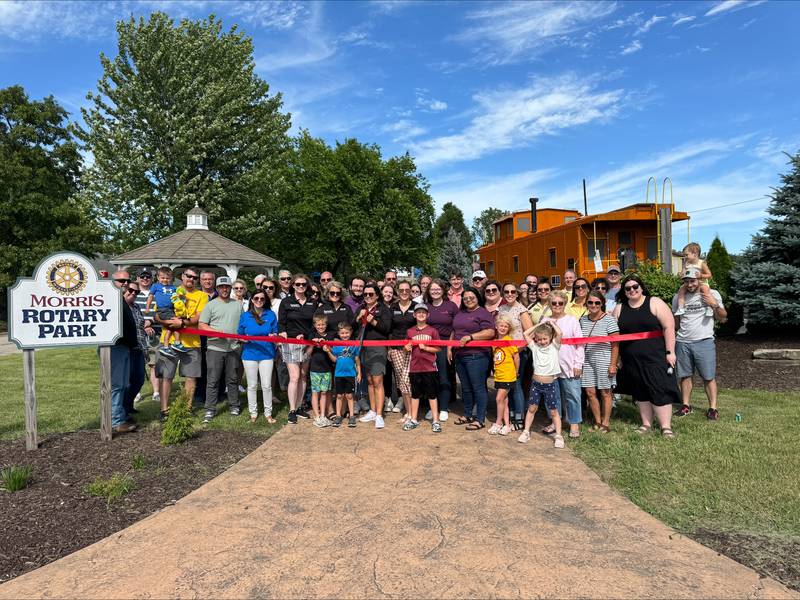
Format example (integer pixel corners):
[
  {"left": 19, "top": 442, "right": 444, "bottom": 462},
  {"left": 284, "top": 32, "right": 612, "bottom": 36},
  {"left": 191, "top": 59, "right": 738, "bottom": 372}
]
[
  {"left": 541, "top": 425, "right": 556, "bottom": 436},
  {"left": 634, "top": 425, "right": 652, "bottom": 435},
  {"left": 465, "top": 421, "right": 485, "bottom": 431},
  {"left": 454, "top": 416, "right": 472, "bottom": 426}
]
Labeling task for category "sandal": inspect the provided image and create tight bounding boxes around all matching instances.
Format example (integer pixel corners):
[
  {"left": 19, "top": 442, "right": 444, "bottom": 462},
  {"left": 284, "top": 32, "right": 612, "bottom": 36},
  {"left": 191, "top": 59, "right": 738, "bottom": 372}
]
[
  {"left": 589, "top": 424, "right": 601, "bottom": 432},
  {"left": 250, "top": 415, "right": 258, "bottom": 424},
  {"left": 599, "top": 425, "right": 610, "bottom": 434},
  {"left": 541, "top": 424, "right": 556, "bottom": 436},
  {"left": 661, "top": 427, "right": 675, "bottom": 439},
  {"left": 265, "top": 416, "right": 276, "bottom": 424},
  {"left": 634, "top": 425, "right": 652, "bottom": 435},
  {"left": 454, "top": 416, "right": 472, "bottom": 426},
  {"left": 465, "top": 421, "right": 485, "bottom": 431}
]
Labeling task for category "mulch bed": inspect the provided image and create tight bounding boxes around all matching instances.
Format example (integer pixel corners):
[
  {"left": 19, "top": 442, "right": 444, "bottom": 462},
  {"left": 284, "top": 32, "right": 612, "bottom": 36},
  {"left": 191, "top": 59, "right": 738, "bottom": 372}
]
[
  {"left": 0, "top": 429, "right": 265, "bottom": 583},
  {"left": 704, "top": 333, "right": 800, "bottom": 391}
]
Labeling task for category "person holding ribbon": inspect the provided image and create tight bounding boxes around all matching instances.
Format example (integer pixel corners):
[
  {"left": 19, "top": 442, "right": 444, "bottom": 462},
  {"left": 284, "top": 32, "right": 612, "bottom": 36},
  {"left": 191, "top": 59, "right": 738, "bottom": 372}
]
[
  {"left": 580, "top": 290, "right": 619, "bottom": 432},
  {"left": 355, "top": 283, "right": 393, "bottom": 429},
  {"left": 238, "top": 289, "right": 278, "bottom": 424},
  {"left": 387, "top": 280, "right": 418, "bottom": 419},
  {"left": 424, "top": 279, "right": 458, "bottom": 421}
]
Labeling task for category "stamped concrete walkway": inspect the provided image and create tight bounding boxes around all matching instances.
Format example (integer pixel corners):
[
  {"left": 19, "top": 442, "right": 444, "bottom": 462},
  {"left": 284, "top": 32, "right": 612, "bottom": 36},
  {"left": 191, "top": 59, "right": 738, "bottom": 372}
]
[{"left": 1, "top": 416, "right": 794, "bottom": 599}]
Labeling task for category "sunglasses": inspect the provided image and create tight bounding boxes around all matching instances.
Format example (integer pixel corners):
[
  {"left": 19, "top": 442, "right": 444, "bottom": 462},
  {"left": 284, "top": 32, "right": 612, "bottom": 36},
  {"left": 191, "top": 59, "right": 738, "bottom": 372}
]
[
  {"left": 587, "top": 300, "right": 602, "bottom": 306},
  {"left": 537, "top": 288, "right": 550, "bottom": 293},
  {"left": 252, "top": 296, "right": 266, "bottom": 302},
  {"left": 398, "top": 288, "right": 411, "bottom": 293},
  {"left": 551, "top": 301, "right": 565, "bottom": 306},
  {"left": 138, "top": 274, "right": 151, "bottom": 279},
  {"left": 503, "top": 289, "right": 518, "bottom": 295},
  {"left": 184, "top": 274, "right": 198, "bottom": 280},
  {"left": 280, "top": 277, "right": 291, "bottom": 281},
  {"left": 113, "top": 278, "right": 131, "bottom": 284},
  {"left": 364, "top": 292, "right": 376, "bottom": 297},
  {"left": 294, "top": 282, "right": 307, "bottom": 287},
  {"left": 594, "top": 286, "right": 607, "bottom": 291},
  {"left": 625, "top": 284, "right": 641, "bottom": 292},
  {"left": 320, "top": 278, "right": 331, "bottom": 283},
  {"left": 233, "top": 286, "right": 245, "bottom": 290},
  {"left": 472, "top": 277, "right": 483, "bottom": 282},
  {"left": 329, "top": 291, "right": 341, "bottom": 297},
  {"left": 485, "top": 287, "right": 499, "bottom": 293},
  {"left": 125, "top": 287, "right": 138, "bottom": 294},
  {"left": 263, "top": 285, "right": 275, "bottom": 290},
  {"left": 574, "top": 284, "right": 588, "bottom": 290}
]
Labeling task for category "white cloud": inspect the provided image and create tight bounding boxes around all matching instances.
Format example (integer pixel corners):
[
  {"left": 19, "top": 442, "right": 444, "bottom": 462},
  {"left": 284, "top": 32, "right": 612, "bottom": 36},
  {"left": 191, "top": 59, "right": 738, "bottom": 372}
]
[
  {"left": 621, "top": 39, "right": 642, "bottom": 55},
  {"left": 411, "top": 74, "right": 626, "bottom": 168},
  {"left": 635, "top": 15, "right": 665, "bottom": 35},
  {"left": 415, "top": 90, "right": 448, "bottom": 112},
  {"left": 227, "top": 1, "right": 306, "bottom": 30},
  {"left": 256, "top": 3, "right": 335, "bottom": 72},
  {"left": 705, "top": 0, "right": 765, "bottom": 17},
  {"left": 672, "top": 15, "right": 696, "bottom": 26},
  {"left": 382, "top": 119, "right": 427, "bottom": 142},
  {"left": 453, "top": 1, "right": 617, "bottom": 66}
]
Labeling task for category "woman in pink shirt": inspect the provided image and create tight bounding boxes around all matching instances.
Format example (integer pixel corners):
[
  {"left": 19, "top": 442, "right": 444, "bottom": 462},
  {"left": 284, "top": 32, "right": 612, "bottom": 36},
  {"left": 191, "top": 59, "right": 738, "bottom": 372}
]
[{"left": 543, "top": 290, "right": 585, "bottom": 438}]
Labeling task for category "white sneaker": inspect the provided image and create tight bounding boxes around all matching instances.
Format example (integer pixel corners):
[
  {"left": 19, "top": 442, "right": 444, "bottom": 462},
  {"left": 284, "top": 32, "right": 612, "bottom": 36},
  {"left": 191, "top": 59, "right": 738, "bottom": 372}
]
[
  {"left": 499, "top": 424, "right": 511, "bottom": 436},
  {"left": 554, "top": 435, "right": 565, "bottom": 449},
  {"left": 424, "top": 410, "right": 433, "bottom": 421},
  {"left": 391, "top": 404, "right": 401, "bottom": 413},
  {"left": 133, "top": 393, "right": 142, "bottom": 405},
  {"left": 488, "top": 424, "right": 501, "bottom": 435},
  {"left": 359, "top": 410, "right": 377, "bottom": 422},
  {"left": 384, "top": 398, "right": 394, "bottom": 412},
  {"left": 314, "top": 416, "right": 327, "bottom": 428},
  {"left": 518, "top": 430, "right": 531, "bottom": 443},
  {"left": 152, "top": 392, "right": 160, "bottom": 404},
  {"left": 439, "top": 410, "right": 449, "bottom": 422},
  {"left": 375, "top": 415, "right": 385, "bottom": 429}
]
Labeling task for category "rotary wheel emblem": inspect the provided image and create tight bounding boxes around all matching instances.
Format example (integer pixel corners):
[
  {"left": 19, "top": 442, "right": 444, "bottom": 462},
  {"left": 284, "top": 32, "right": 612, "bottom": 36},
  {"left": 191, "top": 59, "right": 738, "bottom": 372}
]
[{"left": 47, "top": 259, "right": 87, "bottom": 296}]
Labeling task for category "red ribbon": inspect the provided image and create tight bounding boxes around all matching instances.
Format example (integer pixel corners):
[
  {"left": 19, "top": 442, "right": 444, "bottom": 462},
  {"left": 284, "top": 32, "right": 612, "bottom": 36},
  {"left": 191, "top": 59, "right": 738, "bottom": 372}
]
[{"left": 179, "top": 328, "right": 662, "bottom": 347}]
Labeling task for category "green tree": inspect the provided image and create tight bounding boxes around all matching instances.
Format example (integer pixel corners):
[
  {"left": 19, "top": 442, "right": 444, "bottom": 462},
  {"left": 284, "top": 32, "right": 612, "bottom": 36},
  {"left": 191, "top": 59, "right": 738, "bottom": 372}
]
[
  {"left": 433, "top": 202, "right": 472, "bottom": 253},
  {"left": 705, "top": 235, "right": 733, "bottom": 297},
  {"left": 732, "top": 151, "right": 800, "bottom": 330},
  {"left": 0, "top": 86, "right": 102, "bottom": 314},
  {"left": 437, "top": 228, "right": 472, "bottom": 279},
  {"left": 277, "top": 133, "right": 435, "bottom": 276},
  {"left": 471, "top": 207, "right": 508, "bottom": 248},
  {"left": 78, "top": 12, "right": 291, "bottom": 253},
  {"left": 630, "top": 260, "right": 681, "bottom": 303}
]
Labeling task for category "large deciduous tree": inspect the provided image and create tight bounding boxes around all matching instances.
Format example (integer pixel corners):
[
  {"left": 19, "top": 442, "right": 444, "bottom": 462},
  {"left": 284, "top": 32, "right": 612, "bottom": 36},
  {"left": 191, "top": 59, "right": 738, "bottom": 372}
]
[
  {"left": 732, "top": 151, "right": 800, "bottom": 330},
  {"left": 78, "top": 12, "right": 291, "bottom": 252},
  {"left": 0, "top": 86, "right": 102, "bottom": 314},
  {"left": 278, "top": 133, "right": 435, "bottom": 276},
  {"left": 471, "top": 207, "right": 508, "bottom": 248}
]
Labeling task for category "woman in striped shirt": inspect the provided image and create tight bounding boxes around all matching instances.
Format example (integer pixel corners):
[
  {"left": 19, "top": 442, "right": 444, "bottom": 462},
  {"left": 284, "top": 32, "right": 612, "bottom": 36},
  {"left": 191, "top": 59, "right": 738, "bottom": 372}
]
[{"left": 579, "top": 290, "right": 619, "bottom": 432}]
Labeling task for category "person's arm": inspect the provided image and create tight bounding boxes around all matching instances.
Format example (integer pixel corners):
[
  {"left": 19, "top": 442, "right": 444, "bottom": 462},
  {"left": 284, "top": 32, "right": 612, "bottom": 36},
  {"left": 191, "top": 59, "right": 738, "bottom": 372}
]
[
  {"left": 324, "top": 346, "right": 337, "bottom": 360},
  {"left": 519, "top": 309, "right": 533, "bottom": 333},
  {"left": 448, "top": 331, "right": 454, "bottom": 362},
  {"left": 372, "top": 305, "right": 392, "bottom": 336},
  {"left": 700, "top": 261, "right": 713, "bottom": 281},
  {"left": 145, "top": 294, "right": 154, "bottom": 313},
  {"left": 512, "top": 350, "right": 520, "bottom": 371},
  {"left": 571, "top": 319, "right": 584, "bottom": 377},
  {"left": 651, "top": 297, "right": 676, "bottom": 367},
  {"left": 277, "top": 297, "right": 289, "bottom": 337},
  {"left": 355, "top": 357, "right": 362, "bottom": 382},
  {"left": 550, "top": 320, "right": 563, "bottom": 344},
  {"left": 609, "top": 341, "right": 619, "bottom": 376},
  {"left": 702, "top": 289, "right": 728, "bottom": 322},
  {"left": 237, "top": 314, "right": 246, "bottom": 336}
]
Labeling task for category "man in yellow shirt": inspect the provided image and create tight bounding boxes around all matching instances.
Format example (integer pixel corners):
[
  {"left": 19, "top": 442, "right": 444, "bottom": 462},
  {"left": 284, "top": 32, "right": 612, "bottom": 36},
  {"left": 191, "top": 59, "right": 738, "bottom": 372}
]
[{"left": 155, "top": 266, "right": 208, "bottom": 421}]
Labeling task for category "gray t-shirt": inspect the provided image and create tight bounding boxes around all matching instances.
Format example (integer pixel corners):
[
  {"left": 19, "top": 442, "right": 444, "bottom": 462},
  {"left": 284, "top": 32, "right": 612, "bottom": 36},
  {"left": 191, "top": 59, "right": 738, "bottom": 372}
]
[
  {"left": 672, "top": 289, "right": 723, "bottom": 342},
  {"left": 199, "top": 298, "right": 243, "bottom": 352}
]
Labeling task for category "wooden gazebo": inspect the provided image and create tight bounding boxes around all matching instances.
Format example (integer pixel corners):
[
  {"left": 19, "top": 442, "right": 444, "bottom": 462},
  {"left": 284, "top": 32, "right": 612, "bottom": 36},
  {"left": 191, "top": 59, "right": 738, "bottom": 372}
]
[{"left": 110, "top": 204, "right": 280, "bottom": 279}]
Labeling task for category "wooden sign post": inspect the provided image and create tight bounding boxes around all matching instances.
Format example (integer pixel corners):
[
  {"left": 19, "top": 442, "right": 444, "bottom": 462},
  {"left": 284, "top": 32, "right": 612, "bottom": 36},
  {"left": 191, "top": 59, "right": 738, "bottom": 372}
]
[{"left": 8, "top": 252, "right": 122, "bottom": 450}]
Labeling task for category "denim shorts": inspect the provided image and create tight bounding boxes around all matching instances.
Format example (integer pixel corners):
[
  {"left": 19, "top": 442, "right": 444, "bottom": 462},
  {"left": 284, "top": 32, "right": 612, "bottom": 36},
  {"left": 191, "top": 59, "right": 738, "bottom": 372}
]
[
  {"left": 676, "top": 338, "right": 716, "bottom": 380},
  {"left": 528, "top": 380, "right": 559, "bottom": 411}
]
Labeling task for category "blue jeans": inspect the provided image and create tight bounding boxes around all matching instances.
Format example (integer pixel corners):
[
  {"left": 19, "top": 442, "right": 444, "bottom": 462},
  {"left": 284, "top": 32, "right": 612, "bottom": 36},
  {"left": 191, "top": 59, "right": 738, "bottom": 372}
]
[
  {"left": 435, "top": 348, "right": 451, "bottom": 411},
  {"left": 110, "top": 345, "right": 131, "bottom": 427},
  {"left": 508, "top": 347, "right": 529, "bottom": 419},
  {"left": 455, "top": 352, "right": 491, "bottom": 424},
  {"left": 558, "top": 377, "right": 582, "bottom": 424},
  {"left": 125, "top": 349, "right": 146, "bottom": 415}
]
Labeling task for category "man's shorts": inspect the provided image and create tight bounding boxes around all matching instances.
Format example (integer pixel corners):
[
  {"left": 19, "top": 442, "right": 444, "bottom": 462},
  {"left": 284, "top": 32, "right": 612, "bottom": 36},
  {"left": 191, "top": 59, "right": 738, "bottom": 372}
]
[
  {"left": 494, "top": 380, "right": 516, "bottom": 390},
  {"left": 335, "top": 376, "right": 356, "bottom": 395},
  {"left": 310, "top": 371, "right": 332, "bottom": 393},
  {"left": 676, "top": 338, "right": 717, "bottom": 380},
  {"left": 158, "top": 348, "right": 201, "bottom": 379},
  {"left": 361, "top": 346, "right": 387, "bottom": 376},
  {"left": 410, "top": 371, "right": 439, "bottom": 400},
  {"left": 528, "top": 380, "right": 559, "bottom": 411}
]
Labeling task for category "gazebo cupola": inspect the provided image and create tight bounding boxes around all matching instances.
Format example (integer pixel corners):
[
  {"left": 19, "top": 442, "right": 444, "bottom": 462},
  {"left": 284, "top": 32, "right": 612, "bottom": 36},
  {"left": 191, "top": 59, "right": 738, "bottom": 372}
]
[{"left": 186, "top": 203, "right": 209, "bottom": 230}]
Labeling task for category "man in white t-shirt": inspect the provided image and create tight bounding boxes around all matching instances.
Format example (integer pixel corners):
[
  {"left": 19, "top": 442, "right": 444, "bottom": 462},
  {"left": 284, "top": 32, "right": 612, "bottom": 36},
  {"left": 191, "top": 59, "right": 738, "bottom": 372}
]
[{"left": 672, "top": 266, "right": 727, "bottom": 420}]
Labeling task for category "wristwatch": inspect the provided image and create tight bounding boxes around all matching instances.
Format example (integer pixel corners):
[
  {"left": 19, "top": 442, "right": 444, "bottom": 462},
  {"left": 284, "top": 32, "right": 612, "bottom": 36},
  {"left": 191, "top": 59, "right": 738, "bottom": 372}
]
[{"left": 665, "top": 350, "right": 672, "bottom": 355}]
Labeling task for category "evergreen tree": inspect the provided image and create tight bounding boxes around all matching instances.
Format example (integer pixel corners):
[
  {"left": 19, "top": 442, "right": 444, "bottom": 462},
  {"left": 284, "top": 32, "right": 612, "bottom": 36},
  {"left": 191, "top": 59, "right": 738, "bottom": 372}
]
[
  {"left": 78, "top": 12, "right": 291, "bottom": 253},
  {"left": 732, "top": 151, "right": 800, "bottom": 329},
  {"left": 433, "top": 202, "right": 472, "bottom": 253},
  {"left": 705, "top": 235, "right": 733, "bottom": 297},
  {"left": 437, "top": 228, "right": 472, "bottom": 279}
]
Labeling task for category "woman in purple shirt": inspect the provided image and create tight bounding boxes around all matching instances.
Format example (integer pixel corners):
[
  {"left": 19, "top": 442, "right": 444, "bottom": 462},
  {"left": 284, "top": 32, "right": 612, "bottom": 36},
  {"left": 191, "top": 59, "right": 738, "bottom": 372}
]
[
  {"left": 424, "top": 279, "right": 459, "bottom": 419},
  {"left": 449, "top": 287, "right": 496, "bottom": 430}
]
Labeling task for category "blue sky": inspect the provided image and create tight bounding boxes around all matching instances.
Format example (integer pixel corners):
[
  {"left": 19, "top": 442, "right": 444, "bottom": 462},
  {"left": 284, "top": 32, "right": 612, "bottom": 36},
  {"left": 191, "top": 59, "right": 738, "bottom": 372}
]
[{"left": 2, "top": 0, "right": 798, "bottom": 254}]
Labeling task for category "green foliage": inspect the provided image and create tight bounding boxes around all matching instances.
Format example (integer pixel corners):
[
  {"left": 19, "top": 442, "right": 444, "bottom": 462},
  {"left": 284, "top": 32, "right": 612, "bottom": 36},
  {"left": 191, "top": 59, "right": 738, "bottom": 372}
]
[
  {"left": 277, "top": 133, "right": 436, "bottom": 275},
  {"left": 706, "top": 236, "right": 733, "bottom": 297},
  {"left": 130, "top": 453, "right": 146, "bottom": 470},
  {"left": 161, "top": 391, "right": 196, "bottom": 445},
  {"left": 1, "top": 465, "right": 33, "bottom": 492},
  {"left": 732, "top": 151, "right": 800, "bottom": 330},
  {"left": 433, "top": 202, "right": 472, "bottom": 254},
  {"left": 437, "top": 228, "right": 472, "bottom": 280},
  {"left": 77, "top": 12, "right": 291, "bottom": 253},
  {"left": 629, "top": 260, "right": 681, "bottom": 303},
  {"left": 471, "top": 207, "right": 508, "bottom": 248},
  {"left": 85, "top": 472, "right": 135, "bottom": 507},
  {"left": 0, "top": 86, "right": 103, "bottom": 314}
]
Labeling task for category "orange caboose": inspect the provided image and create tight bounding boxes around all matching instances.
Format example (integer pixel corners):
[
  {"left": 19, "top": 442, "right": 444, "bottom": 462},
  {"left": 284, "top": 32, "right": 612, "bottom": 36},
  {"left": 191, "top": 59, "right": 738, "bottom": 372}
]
[{"left": 476, "top": 200, "right": 688, "bottom": 287}]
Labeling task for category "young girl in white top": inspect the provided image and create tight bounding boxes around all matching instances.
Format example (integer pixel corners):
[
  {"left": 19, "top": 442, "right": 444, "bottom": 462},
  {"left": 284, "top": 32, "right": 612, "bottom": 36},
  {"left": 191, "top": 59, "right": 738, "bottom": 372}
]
[{"left": 519, "top": 321, "right": 565, "bottom": 448}]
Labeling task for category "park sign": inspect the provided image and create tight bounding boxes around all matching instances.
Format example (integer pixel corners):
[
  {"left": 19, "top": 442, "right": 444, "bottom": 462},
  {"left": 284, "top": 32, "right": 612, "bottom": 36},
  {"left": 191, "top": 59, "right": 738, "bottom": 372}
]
[{"left": 8, "top": 251, "right": 122, "bottom": 349}]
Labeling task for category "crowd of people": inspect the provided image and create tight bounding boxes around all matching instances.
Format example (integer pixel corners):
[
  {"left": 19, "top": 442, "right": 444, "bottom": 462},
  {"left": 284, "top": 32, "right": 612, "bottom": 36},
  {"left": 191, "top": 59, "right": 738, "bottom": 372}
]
[{"left": 108, "top": 246, "right": 727, "bottom": 447}]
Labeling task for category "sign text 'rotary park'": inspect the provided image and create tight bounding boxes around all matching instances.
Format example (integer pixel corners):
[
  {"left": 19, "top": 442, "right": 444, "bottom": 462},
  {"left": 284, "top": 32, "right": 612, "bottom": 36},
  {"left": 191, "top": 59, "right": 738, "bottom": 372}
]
[{"left": 8, "top": 252, "right": 122, "bottom": 349}]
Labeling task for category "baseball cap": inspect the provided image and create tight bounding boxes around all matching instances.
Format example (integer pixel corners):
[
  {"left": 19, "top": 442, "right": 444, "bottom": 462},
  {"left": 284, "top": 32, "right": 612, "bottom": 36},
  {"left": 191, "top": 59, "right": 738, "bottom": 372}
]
[
  {"left": 681, "top": 266, "right": 701, "bottom": 280},
  {"left": 606, "top": 265, "right": 621, "bottom": 273},
  {"left": 216, "top": 276, "right": 233, "bottom": 287},
  {"left": 137, "top": 268, "right": 152, "bottom": 277},
  {"left": 413, "top": 303, "right": 429, "bottom": 312},
  {"left": 472, "top": 270, "right": 487, "bottom": 280}
]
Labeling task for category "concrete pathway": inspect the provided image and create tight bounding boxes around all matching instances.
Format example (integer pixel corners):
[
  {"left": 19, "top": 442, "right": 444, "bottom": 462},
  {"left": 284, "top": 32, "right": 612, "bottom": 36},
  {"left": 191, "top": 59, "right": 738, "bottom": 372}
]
[
  {"left": 0, "top": 415, "right": 794, "bottom": 599},
  {"left": 0, "top": 339, "right": 20, "bottom": 357}
]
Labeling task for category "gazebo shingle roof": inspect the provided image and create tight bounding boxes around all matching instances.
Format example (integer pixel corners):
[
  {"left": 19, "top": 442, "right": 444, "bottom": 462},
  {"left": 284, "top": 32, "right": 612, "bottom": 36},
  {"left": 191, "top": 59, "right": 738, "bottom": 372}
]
[{"left": 110, "top": 228, "right": 279, "bottom": 267}]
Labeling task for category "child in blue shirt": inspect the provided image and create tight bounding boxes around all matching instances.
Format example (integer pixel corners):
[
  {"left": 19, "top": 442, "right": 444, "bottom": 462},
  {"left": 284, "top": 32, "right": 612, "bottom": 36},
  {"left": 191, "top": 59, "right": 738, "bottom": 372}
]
[
  {"left": 145, "top": 266, "right": 187, "bottom": 356},
  {"left": 324, "top": 321, "right": 361, "bottom": 428}
]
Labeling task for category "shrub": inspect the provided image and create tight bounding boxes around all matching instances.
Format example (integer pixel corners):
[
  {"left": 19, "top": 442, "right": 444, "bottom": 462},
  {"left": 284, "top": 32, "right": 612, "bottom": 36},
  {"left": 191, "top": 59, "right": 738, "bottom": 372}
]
[
  {"left": 161, "top": 390, "right": 196, "bottom": 446},
  {"left": 85, "top": 472, "right": 134, "bottom": 507},
  {"left": 1, "top": 465, "right": 34, "bottom": 492},
  {"left": 628, "top": 260, "right": 681, "bottom": 303}
]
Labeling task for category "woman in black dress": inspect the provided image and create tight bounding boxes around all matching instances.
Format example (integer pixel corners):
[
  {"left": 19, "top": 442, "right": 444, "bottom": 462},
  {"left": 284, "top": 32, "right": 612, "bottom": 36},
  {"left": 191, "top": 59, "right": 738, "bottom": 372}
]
[{"left": 613, "top": 274, "right": 679, "bottom": 438}]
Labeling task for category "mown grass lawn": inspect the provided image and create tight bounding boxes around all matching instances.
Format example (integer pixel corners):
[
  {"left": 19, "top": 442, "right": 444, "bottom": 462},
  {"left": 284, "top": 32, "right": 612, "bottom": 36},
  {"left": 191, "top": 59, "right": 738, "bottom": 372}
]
[{"left": 0, "top": 347, "right": 286, "bottom": 441}]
